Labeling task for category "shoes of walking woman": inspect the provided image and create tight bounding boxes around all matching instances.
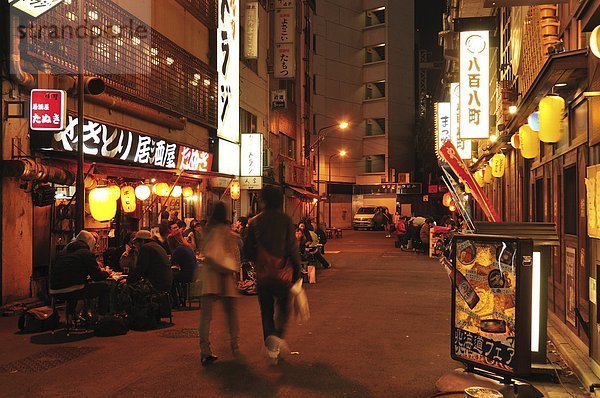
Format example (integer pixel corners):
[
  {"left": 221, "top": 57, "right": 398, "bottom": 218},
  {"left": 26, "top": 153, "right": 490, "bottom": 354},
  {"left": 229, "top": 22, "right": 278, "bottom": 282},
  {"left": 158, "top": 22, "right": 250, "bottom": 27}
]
[
  {"left": 265, "top": 335, "right": 288, "bottom": 365},
  {"left": 200, "top": 354, "right": 218, "bottom": 366}
]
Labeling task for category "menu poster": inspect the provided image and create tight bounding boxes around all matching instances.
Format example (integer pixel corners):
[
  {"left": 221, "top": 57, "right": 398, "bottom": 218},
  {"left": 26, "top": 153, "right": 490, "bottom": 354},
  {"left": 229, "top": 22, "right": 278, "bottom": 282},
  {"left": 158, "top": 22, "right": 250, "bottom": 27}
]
[
  {"left": 586, "top": 165, "right": 600, "bottom": 239},
  {"left": 452, "top": 237, "right": 517, "bottom": 373}
]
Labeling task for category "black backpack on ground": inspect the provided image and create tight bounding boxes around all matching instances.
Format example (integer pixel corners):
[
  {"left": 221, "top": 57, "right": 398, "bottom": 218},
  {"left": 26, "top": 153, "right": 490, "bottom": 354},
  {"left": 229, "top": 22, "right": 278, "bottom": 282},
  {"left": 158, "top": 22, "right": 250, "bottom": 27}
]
[
  {"left": 115, "top": 281, "right": 169, "bottom": 331},
  {"left": 94, "top": 314, "right": 129, "bottom": 337},
  {"left": 18, "top": 306, "right": 60, "bottom": 333}
]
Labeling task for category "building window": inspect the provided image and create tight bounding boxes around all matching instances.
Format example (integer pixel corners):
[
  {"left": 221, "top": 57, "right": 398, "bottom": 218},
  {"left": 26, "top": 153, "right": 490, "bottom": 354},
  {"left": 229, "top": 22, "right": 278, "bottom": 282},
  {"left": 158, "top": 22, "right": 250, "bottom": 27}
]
[
  {"left": 280, "top": 80, "right": 295, "bottom": 104},
  {"left": 365, "top": 81, "right": 386, "bottom": 100},
  {"left": 240, "top": 108, "right": 257, "bottom": 133},
  {"left": 365, "top": 44, "right": 385, "bottom": 63},
  {"left": 365, "top": 7, "right": 385, "bottom": 27},
  {"left": 563, "top": 166, "right": 577, "bottom": 235},
  {"left": 280, "top": 133, "right": 296, "bottom": 160},
  {"left": 364, "top": 155, "right": 385, "bottom": 173},
  {"left": 365, "top": 118, "right": 385, "bottom": 136}
]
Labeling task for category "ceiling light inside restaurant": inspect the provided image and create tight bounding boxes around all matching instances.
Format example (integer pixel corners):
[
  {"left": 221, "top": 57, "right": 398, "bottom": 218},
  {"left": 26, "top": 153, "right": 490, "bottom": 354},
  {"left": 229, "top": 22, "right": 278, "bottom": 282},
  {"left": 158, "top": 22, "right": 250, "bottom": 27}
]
[
  {"left": 554, "top": 83, "right": 567, "bottom": 87},
  {"left": 508, "top": 105, "right": 517, "bottom": 114}
]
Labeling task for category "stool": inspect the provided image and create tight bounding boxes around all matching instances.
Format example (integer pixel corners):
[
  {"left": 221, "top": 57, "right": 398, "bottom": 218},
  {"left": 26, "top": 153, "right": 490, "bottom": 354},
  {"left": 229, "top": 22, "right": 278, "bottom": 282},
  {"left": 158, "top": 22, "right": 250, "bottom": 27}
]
[
  {"left": 326, "top": 229, "right": 334, "bottom": 239},
  {"left": 50, "top": 295, "right": 93, "bottom": 336},
  {"left": 334, "top": 228, "right": 342, "bottom": 238}
]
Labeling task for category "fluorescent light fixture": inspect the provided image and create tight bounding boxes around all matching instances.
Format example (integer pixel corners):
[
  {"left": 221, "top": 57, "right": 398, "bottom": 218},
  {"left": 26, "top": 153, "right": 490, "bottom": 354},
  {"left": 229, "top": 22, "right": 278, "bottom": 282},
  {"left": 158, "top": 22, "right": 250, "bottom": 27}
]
[
  {"left": 554, "top": 83, "right": 567, "bottom": 87},
  {"left": 531, "top": 251, "right": 541, "bottom": 352}
]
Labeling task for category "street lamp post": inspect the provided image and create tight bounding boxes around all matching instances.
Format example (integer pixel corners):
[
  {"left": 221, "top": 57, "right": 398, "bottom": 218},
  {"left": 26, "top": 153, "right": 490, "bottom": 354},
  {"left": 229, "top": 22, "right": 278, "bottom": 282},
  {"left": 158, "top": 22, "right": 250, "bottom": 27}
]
[
  {"left": 308, "top": 121, "right": 348, "bottom": 225},
  {"left": 328, "top": 150, "right": 347, "bottom": 228}
]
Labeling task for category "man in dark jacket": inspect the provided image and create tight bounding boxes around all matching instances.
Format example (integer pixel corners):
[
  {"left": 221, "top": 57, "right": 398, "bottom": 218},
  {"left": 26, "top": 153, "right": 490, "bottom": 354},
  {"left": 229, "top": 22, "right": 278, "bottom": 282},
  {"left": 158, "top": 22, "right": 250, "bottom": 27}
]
[
  {"left": 127, "top": 230, "right": 173, "bottom": 292},
  {"left": 244, "top": 186, "right": 301, "bottom": 364},
  {"left": 50, "top": 230, "right": 111, "bottom": 315}
]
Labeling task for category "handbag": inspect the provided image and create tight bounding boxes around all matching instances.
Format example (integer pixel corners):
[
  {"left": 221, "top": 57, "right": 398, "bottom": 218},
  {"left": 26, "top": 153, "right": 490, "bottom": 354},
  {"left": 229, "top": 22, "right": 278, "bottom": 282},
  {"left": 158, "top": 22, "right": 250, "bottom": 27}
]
[
  {"left": 18, "top": 306, "right": 59, "bottom": 333},
  {"left": 252, "top": 224, "right": 293, "bottom": 286}
]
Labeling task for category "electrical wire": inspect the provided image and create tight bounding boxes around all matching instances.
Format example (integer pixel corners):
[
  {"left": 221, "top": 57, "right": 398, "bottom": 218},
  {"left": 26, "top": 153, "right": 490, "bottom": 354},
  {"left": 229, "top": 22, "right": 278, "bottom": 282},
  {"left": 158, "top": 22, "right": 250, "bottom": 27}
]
[{"left": 547, "top": 357, "right": 580, "bottom": 398}]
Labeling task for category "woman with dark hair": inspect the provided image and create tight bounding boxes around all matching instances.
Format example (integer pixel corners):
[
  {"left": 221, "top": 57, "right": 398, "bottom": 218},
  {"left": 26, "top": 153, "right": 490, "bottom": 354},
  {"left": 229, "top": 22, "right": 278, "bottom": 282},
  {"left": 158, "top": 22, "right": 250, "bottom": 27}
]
[{"left": 198, "top": 202, "right": 240, "bottom": 366}]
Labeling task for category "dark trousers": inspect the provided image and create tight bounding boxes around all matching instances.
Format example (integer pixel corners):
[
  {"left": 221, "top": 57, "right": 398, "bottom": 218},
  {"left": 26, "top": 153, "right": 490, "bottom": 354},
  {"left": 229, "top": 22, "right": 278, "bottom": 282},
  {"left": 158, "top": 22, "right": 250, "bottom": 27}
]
[
  {"left": 55, "top": 282, "right": 110, "bottom": 315},
  {"left": 257, "top": 283, "right": 291, "bottom": 341}
]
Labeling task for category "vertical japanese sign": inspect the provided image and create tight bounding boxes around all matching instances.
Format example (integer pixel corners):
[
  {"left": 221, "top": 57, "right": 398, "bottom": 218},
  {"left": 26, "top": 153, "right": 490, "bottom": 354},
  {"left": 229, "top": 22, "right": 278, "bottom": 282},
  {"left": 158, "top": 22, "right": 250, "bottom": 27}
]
[
  {"left": 450, "top": 82, "right": 472, "bottom": 159},
  {"left": 218, "top": 0, "right": 240, "bottom": 143},
  {"left": 274, "top": 0, "right": 295, "bottom": 78},
  {"left": 460, "top": 31, "right": 489, "bottom": 139},
  {"left": 244, "top": 2, "right": 259, "bottom": 59},
  {"left": 30, "top": 89, "right": 67, "bottom": 131},
  {"left": 435, "top": 102, "right": 451, "bottom": 158},
  {"left": 241, "top": 133, "right": 263, "bottom": 177},
  {"left": 452, "top": 237, "right": 518, "bottom": 374}
]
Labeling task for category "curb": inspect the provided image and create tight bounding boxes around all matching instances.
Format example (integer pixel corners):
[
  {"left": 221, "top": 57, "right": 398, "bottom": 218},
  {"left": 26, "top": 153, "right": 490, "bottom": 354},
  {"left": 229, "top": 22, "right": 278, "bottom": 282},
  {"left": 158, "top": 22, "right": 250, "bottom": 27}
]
[{"left": 547, "top": 311, "right": 600, "bottom": 394}]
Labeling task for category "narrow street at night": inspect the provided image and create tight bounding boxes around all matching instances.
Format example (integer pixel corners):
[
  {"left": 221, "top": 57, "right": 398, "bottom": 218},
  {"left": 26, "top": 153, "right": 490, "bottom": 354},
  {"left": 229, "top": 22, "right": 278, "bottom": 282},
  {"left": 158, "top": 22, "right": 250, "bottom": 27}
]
[{"left": 0, "top": 231, "right": 455, "bottom": 397}]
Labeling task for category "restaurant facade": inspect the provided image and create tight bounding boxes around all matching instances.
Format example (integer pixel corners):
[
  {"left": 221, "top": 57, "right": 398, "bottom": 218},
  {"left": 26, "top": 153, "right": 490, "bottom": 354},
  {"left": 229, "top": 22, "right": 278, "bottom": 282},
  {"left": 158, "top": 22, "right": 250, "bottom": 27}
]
[
  {"left": 0, "top": 0, "right": 223, "bottom": 304},
  {"left": 442, "top": 0, "right": 600, "bottom": 378}
]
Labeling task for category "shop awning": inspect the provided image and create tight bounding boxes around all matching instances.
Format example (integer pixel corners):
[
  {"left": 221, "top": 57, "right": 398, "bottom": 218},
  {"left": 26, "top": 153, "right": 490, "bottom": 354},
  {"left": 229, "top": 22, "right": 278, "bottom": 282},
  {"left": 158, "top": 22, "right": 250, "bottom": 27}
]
[
  {"left": 287, "top": 185, "right": 319, "bottom": 200},
  {"left": 506, "top": 49, "right": 588, "bottom": 132}
]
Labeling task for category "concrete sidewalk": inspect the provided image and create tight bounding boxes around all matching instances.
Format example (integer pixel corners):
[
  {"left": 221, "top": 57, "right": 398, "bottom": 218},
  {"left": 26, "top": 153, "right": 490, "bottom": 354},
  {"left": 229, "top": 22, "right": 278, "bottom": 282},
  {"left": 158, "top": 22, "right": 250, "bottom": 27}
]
[{"left": 0, "top": 230, "right": 592, "bottom": 397}]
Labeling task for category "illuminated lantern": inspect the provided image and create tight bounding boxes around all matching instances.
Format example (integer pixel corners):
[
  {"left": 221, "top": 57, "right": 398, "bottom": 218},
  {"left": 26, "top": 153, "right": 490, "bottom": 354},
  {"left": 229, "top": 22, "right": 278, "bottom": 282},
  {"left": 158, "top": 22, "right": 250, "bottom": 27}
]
[
  {"left": 154, "top": 182, "right": 170, "bottom": 197},
  {"left": 538, "top": 95, "right": 564, "bottom": 143},
  {"left": 483, "top": 164, "right": 493, "bottom": 184},
  {"left": 449, "top": 204, "right": 456, "bottom": 212},
  {"left": 120, "top": 186, "right": 136, "bottom": 213},
  {"left": 171, "top": 185, "right": 182, "bottom": 198},
  {"left": 527, "top": 111, "right": 540, "bottom": 132},
  {"left": 442, "top": 193, "right": 452, "bottom": 207},
  {"left": 84, "top": 176, "right": 97, "bottom": 190},
  {"left": 474, "top": 171, "right": 484, "bottom": 188},
  {"left": 108, "top": 184, "right": 121, "bottom": 200},
  {"left": 491, "top": 153, "right": 506, "bottom": 178},
  {"left": 519, "top": 124, "right": 540, "bottom": 159},
  {"left": 182, "top": 186, "right": 194, "bottom": 198},
  {"left": 510, "top": 133, "right": 521, "bottom": 149},
  {"left": 230, "top": 181, "right": 241, "bottom": 200},
  {"left": 135, "top": 184, "right": 151, "bottom": 201},
  {"left": 591, "top": 25, "right": 600, "bottom": 59},
  {"left": 89, "top": 187, "right": 117, "bottom": 221}
]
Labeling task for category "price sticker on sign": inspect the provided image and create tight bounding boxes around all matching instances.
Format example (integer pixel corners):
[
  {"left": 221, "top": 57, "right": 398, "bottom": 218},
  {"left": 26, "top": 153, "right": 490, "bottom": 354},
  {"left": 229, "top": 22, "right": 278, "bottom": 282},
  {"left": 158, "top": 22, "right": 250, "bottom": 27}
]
[{"left": 30, "top": 89, "right": 67, "bottom": 131}]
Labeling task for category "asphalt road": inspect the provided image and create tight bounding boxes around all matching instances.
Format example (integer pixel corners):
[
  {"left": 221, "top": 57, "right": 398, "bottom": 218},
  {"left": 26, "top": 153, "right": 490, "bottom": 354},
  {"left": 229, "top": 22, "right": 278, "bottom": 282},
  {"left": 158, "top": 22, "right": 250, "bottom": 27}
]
[{"left": 0, "top": 230, "right": 459, "bottom": 397}]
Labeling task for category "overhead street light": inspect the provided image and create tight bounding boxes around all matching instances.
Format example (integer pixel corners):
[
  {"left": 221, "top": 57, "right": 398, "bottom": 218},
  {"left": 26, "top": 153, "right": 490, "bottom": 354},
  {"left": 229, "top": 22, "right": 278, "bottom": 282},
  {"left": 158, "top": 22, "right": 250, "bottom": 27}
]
[{"left": 309, "top": 121, "right": 349, "bottom": 226}]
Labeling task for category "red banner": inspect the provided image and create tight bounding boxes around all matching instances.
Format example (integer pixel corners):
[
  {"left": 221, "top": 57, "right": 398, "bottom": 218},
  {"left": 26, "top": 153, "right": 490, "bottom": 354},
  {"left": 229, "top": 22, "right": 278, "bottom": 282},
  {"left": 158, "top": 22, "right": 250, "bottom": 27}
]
[{"left": 439, "top": 141, "right": 499, "bottom": 222}]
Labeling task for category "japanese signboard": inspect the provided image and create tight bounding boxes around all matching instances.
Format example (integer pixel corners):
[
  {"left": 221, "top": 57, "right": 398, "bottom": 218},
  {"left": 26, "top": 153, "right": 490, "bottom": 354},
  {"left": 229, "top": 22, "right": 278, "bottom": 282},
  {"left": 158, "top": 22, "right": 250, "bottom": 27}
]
[
  {"left": 46, "top": 115, "right": 212, "bottom": 171},
  {"left": 218, "top": 138, "right": 240, "bottom": 176},
  {"left": 30, "top": 89, "right": 66, "bottom": 131},
  {"left": 217, "top": 0, "right": 240, "bottom": 143},
  {"left": 274, "top": 0, "right": 295, "bottom": 79},
  {"left": 435, "top": 102, "right": 451, "bottom": 158},
  {"left": 275, "top": 8, "right": 295, "bottom": 43},
  {"left": 244, "top": 2, "right": 259, "bottom": 59},
  {"left": 460, "top": 31, "right": 489, "bottom": 139},
  {"left": 451, "top": 236, "right": 532, "bottom": 376},
  {"left": 178, "top": 146, "right": 213, "bottom": 172},
  {"left": 241, "top": 133, "right": 263, "bottom": 177},
  {"left": 240, "top": 176, "right": 262, "bottom": 190},
  {"left": 10, "top": 0, "right": 63, "bottom": 18},
  {"left": 271, "top": 89, "right": 287, "bottom": 109},
  {"left": 450, "top": 82, "right": 472, "bottom": 159}
]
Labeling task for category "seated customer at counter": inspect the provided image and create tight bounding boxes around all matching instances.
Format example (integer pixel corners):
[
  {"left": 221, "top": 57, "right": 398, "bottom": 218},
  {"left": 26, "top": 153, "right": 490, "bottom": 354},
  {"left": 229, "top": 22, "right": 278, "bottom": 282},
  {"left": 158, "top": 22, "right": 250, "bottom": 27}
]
[
  {"left": 50, "top": 230, "right": 111, "bottom": 315},
  {"left": 126, "top": 230, "right": 173, "bottom": 293},
  {"left": 169, "top": 234, "right": 197, "bottom": 283}
]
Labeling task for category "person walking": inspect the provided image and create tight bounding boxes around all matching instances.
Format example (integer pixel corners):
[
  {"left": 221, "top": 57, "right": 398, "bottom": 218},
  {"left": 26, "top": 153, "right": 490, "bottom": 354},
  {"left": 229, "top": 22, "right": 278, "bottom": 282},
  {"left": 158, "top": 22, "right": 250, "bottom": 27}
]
[
  {"left": 198, "top": 202, "right": 240, "bottom": 366},
  {"left": 244, "top": 186, "right": 301, "bottom": 364},
  {"left": 383, "top": 208, "right": 393, "bottom": 238}
]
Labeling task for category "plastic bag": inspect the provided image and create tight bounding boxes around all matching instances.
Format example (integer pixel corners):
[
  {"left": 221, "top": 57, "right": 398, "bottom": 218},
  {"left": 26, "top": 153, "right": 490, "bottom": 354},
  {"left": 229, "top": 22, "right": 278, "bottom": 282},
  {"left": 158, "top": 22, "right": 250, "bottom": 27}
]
[{"left": 290, "top": 280, "right": 310, "bottom": 323}]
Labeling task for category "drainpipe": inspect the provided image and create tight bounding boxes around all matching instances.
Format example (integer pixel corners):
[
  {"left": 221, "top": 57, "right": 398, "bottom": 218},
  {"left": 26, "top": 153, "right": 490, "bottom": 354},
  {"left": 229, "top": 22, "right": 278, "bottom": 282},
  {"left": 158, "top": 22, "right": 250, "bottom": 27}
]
[
  {"left": 10, "top": 15, "right": 35, "bottom": 88},
  {"left": 1, "top": 159, "right": 75, "bottom": 185}
]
